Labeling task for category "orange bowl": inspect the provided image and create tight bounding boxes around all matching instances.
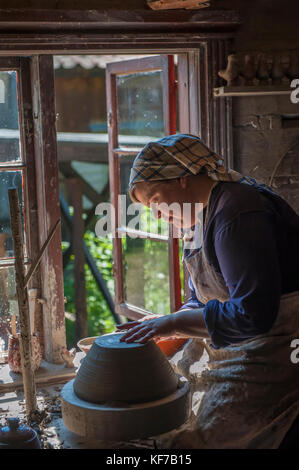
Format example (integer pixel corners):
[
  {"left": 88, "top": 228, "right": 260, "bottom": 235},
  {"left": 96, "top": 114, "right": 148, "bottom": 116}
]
[{"left": 154, "top": 337, "right": 188, "bottom": 356}]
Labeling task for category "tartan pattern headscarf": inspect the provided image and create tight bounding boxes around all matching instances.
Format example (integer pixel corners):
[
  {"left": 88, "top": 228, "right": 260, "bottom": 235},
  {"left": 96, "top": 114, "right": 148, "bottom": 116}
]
[{"left": 128, "top": 133, "right": 274, "bottom": 196}]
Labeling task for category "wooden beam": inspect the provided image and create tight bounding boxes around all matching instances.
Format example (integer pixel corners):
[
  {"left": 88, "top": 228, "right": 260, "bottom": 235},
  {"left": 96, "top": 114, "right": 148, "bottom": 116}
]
[
  {"left": 0, "top": 36, "right": 238, "bottom": 55},
  {"left": 30, "top": 55, "right": 66, "bottom": 364},
  {"left": 177, "top": 53, "right": 190, "bottom": 133},
  {"left": 0, "top": 9, "right": 241, "bottom": 31},
  {"left": 8, "top": 188, "right": 38, "bottom": 419},
  {"left": 177, "top": 54, "right": 191, "bottom": 302},
  {"left": 57, "top": 142, "right": 109, "bottom": 164},
  {"left": 148, "top": 0, "right": 210, "bottom": 11},
  {"left": 0, "top": 9, "right": 240, "bottom": 54},
  {"left": 19, "top": 57, "right": 44, "bottom": 354},
  {"left": 66, "top": 178, "right": 88, "bottom": 343},
  {"left": 59, "top": 161, "right": 102, "bottom": 206},
  {"left": 163, "top": 55, "right": 182, "bottom": 312},
  {"left": 24, "top": 218, "right": 61, "bottom": 289}
]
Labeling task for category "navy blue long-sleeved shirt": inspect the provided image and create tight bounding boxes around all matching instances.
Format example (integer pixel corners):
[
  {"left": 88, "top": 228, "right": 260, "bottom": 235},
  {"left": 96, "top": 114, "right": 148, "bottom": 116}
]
[{"left": 180, "top": 181, "right": 299, "bottom": 349}]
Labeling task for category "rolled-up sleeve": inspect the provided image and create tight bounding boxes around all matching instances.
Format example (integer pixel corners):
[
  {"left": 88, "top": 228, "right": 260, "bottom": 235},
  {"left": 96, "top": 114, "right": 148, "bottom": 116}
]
[
  {"left": 203, "top": 211, "right": 282, "bottom": 349},
  {"left": 179, "top": 276, "right": 206, "bottom": 311}
]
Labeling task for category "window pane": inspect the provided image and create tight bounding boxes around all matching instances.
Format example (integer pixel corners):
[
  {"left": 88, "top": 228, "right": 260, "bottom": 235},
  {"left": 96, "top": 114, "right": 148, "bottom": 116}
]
[
  {"left": 0, "top": 170, "right": 26, "bottom": 258},
  {"left": 179, "top": 239, "right": 185, "bottom": 304},
  {"left": 0, "top": 266, "right": 17, "bottom": 353},
  {"left": 117, "top": 71, "right": 164, "bottom": 141},
  {"left": 0, "top": 266, "right": 17, "bottom": 316},
  {"left": 122, "top": 237, "right": 170, "bottom": 315},
  {"left": 0, "top": 71, "right": 21, "bottom": 163},
  {"left": 70, "top": 161, "right": 109, "bottom": 210}
]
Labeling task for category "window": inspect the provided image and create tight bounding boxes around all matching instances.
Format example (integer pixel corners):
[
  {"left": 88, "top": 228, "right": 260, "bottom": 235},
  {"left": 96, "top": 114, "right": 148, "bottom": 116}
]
[
  {"left": 0, "top": 58, "right": 37, "bottom": 361},
  {"left": 0, "top": 9, "right": 237, "bottom": 369},
  {"left": 106, "top": 55, "right": 183, "bottom": 320}
]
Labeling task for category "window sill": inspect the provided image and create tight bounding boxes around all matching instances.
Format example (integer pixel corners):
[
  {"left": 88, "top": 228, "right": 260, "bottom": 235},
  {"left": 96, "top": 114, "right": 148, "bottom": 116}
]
[{"left": 0, "top": 352, "right": 85, "bottom": 393}]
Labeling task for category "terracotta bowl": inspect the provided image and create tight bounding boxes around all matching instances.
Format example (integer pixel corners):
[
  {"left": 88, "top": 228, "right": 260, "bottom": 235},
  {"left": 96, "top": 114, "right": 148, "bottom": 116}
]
[
  {"left": 77, "top": 336, "right": 97, "bottom": 355},
  {"left": 73, "top": 332, "right": 179, "bottom": 405},
  {"left": 155, "top": 337, "right": 188, "bottom": 357},
  {"left": 8, "top": 333, "right": 42, "bottom": 374}
]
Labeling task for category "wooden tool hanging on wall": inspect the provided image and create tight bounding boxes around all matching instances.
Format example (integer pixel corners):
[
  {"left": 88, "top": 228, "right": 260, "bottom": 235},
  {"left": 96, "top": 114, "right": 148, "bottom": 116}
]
[{"left": 147, "top": 0, "right": 210, "bottom": 10}]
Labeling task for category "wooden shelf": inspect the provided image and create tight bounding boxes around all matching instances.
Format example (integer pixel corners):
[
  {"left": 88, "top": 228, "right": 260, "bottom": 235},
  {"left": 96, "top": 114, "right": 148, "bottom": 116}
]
[{"left": 214, "top": 86, "right": 292, "bottom": 98}]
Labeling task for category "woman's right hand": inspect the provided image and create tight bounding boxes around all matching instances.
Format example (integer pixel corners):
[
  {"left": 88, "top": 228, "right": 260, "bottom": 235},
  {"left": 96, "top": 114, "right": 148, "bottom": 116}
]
[{"left": 116, "top": 314, "right": 176, "bottom": 344}]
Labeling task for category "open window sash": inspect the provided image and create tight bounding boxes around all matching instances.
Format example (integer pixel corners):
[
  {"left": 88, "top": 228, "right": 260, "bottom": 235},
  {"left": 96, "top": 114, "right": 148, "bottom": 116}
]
[
  {"left": 106, "top": 55, "right": 182, "bottom": 320},
  {"left": 0, "top": 57, "right": 40, "bottom": 361}
]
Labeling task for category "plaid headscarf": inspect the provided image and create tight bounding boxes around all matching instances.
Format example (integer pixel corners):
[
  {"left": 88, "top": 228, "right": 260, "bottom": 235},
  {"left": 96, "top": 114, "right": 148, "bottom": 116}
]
[{"left": 129, "top": 133, "right": 274, "bottom": 196}]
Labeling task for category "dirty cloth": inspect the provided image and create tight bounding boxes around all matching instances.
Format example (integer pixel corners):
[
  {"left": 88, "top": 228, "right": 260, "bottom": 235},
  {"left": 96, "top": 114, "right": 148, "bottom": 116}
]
[
  {"left": 128, "top": 133, "right": 274, "bottom": 195},
  {"left": 156, "top": 183, "right": 299, "bottom": 449},
  {"left": 181, "top": 180, "right": 299, "bottom": 348}
]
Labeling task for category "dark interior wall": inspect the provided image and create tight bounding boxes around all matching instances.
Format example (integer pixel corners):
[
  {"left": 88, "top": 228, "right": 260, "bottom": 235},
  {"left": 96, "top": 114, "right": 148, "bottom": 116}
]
[
  {"left": 54, "top": 68, "right": 107, "bottom": 133},
  {"left": 1, "top": 1, "right": 299, "bottom": 51},
  {"left": 232, "top": 95, "right": 299, "bottom": 213},
  {"left": 229, "top": 0, "right": 299, "bottom": 52},
  {"left": 0, "top": 0, "right": 148, "bottom": 8}
]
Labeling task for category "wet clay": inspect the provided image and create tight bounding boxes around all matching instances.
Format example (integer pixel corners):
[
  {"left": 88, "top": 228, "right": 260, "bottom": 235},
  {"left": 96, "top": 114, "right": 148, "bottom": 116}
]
[{"left": 73, "top": 332, "right": 179, "bottom": 404}]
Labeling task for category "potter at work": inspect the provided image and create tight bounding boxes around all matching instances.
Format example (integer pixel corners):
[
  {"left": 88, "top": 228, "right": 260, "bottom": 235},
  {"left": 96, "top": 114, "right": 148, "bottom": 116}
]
[{"left": 116, "top": 133, "right": 299, "bottom": 449}]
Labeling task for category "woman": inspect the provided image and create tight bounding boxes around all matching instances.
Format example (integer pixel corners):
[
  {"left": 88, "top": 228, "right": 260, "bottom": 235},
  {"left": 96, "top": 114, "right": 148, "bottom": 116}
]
[{"left": 116, "top": 133, "right": 299, "bottom": 449}]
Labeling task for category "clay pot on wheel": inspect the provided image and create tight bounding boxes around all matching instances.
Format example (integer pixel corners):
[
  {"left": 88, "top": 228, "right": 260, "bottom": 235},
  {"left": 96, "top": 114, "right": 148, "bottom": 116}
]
[
  {"left": 62, "top": 332, "right": 191, "bottom": 441},
  {"left": 74, "top": 332, "right": 179, "bottom": 404}
]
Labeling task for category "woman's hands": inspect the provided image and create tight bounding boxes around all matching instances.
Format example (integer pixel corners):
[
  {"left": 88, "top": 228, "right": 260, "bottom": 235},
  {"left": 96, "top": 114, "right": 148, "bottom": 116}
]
[
  {"left": 116, "top": 314, "right": 176, "bottom": 344},
  {"left": 116, "top": 308, "right": 209, "bottom": 344}
]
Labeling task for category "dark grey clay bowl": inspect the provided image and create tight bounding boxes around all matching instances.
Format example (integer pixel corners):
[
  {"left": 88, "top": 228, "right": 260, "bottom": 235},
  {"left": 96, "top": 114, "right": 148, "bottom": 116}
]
[{"left": 73, "top": 332, "right": 179, "bottom": 405}]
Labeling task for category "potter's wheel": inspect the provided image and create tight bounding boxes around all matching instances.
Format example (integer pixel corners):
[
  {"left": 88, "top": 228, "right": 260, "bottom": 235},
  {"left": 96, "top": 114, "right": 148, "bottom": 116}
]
[{"left": 61, "top": 333, "right": 190, "bottom": 441}]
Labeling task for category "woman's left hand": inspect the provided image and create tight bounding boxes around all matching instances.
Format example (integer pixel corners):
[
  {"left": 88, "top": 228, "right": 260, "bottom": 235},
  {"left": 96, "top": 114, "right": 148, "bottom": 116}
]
[{"left": 116, "top": 315, "right": 176, "bottom": 344}]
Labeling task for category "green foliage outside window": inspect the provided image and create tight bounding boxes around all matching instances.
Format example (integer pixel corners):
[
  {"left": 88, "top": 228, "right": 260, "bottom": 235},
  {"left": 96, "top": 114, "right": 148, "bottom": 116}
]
[
  {"left": 63, "top": 231, "right": 115, "bottom": 349},
  {"left": 63, "top": 214, "right": 186, "bottom": 349}
]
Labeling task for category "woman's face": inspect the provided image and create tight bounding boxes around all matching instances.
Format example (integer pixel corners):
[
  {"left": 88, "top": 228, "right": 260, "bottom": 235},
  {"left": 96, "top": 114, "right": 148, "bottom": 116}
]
[{"left": 132, "top": 178, "right": 199, "bottom": 229}]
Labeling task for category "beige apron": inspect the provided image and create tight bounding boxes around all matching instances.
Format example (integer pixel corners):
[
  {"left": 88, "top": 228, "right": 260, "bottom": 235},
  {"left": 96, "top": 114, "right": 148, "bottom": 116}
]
[{"left": 156, "top": 184, "right": 299, "bottom": 449}]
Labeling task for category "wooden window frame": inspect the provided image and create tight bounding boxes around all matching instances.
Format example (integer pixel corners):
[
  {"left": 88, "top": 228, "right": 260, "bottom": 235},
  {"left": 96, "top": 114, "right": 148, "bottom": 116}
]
[
  {"left": 0, "top": 8, "right": 239, "bottom": 362},
  {"left": 1, "top": 55, "right": 66, "bottom": 365},
  {"left": 0, "top": 57, "right": 43, "bottom": 350},
  {"left": 106, "top": 54, "right": 181, "bottom": 320},
  {"left": 0, "top": 57, "right": 38, "bottom": 264}
]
